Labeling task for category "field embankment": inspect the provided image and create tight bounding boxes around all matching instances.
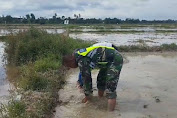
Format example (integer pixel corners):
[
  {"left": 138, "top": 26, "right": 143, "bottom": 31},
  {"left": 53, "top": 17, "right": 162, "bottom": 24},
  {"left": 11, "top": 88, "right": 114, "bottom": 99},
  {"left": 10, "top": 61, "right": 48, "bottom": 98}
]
[{"left": 0, "top": 28, "right": 91, "bottom": 118}]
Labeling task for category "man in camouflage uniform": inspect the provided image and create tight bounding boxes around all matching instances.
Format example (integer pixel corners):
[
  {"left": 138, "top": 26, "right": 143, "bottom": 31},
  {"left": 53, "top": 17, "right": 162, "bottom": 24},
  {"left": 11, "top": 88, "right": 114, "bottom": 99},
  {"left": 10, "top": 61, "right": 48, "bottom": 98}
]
[{"left": 63, "top": 42, "right": 123, "bottom": 111}]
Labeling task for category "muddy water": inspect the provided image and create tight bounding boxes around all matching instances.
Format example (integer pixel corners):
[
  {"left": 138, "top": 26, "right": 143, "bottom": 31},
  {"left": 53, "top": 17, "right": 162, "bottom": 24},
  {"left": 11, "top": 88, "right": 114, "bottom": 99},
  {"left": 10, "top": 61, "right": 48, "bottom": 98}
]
[
  {"left": 0, "top": 42, "right": 10, "bottom": 104},
  {"left": 54, "top": 52, "right": 177, "bottom": 118}
]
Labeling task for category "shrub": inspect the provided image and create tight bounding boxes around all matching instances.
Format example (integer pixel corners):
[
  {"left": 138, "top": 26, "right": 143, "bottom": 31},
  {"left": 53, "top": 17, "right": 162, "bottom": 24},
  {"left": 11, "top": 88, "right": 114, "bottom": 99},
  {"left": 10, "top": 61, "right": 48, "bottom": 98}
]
[
  {"left": 5, "top": 27, "right": 91, "bottom": 65},
  {"left": 19, "top": 64, "right": 49, "bottom": 91}
]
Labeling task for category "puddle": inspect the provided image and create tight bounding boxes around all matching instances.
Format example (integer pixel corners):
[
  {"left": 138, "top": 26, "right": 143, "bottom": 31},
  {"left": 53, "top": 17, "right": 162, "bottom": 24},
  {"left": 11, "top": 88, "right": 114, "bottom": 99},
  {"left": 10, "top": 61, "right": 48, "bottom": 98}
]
[
  {"left": 54, "top": 52, "right": 177, "bottom": 118},
  {"left": 0, "top": 42, "right": 10, "bottom": 104}
]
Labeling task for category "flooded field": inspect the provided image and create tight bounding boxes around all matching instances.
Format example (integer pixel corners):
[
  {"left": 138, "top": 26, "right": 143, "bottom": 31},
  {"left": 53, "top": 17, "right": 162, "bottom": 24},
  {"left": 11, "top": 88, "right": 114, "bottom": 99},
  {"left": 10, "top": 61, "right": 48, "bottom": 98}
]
[
  {"left": 0, "top": 42, "right": 9, "bottom": 104},
  {"left": 0, "top": 27, "right": 177, "bottom": 46},
  {"left": 1, "top": 26, "right": 177, "bottom": 117},
  {"left": 70, "top": 33, "right": 177, "bottom": 46},
  {"left": 54, "top": 52, "right": 177, "bottom": 118}
]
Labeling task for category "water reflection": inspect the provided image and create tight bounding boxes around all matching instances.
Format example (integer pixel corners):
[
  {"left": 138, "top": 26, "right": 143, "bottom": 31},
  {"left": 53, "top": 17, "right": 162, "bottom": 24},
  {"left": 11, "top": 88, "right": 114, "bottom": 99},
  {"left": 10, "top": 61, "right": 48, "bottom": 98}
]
[
  {"left": 0, "top": 42, "right": 9, "bottom": 104},
  {"left": 0, "top": 42, "right": 6, "bottom": 82}
]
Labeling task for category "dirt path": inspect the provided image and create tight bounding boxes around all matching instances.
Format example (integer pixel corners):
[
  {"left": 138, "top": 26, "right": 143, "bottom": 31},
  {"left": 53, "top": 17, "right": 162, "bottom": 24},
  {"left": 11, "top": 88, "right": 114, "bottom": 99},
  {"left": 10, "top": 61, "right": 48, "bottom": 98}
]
[{"left": 54, "top": 52, "right": 177, "bottom": 118}]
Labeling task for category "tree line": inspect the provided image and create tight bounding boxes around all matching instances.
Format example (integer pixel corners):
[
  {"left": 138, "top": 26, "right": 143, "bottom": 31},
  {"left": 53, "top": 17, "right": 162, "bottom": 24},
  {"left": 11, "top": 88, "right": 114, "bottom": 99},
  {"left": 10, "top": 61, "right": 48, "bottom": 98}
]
[{"left": 0, "top": 13, "right": 177, "bottom": 25}]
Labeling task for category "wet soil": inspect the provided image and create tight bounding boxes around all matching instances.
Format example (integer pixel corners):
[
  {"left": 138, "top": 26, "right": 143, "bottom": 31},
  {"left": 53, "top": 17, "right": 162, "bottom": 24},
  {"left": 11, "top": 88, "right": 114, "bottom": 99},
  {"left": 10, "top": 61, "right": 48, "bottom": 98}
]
[{"left": 54, "top": 52, "right": 177, "bottom": 118}]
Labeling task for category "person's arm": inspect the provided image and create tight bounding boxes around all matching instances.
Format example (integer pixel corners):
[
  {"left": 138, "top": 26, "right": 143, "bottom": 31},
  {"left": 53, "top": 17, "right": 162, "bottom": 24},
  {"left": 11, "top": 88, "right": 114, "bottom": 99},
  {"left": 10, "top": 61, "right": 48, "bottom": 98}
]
[{"left": 78, "top": 58, "right": 93, "bottom": 102}]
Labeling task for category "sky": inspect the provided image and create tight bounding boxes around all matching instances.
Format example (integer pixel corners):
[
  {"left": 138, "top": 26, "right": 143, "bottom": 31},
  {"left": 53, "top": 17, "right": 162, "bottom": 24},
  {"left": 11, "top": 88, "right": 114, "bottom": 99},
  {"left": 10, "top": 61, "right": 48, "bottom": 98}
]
[{"left": 0, "top": 0, "right": 177, "bottom": 20}]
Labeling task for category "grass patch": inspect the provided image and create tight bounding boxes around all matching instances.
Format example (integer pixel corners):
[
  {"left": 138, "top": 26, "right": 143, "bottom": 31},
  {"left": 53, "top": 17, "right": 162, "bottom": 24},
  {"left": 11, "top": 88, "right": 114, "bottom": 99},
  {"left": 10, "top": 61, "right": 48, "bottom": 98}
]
[
  {"left": 34, "top": 54, "right": 62, "bottom": 72},
  {"left": 117, "top": 43, "right": 177, "bottom": 52},
  {"left": 19, "top": 64, "right": 49, "bottom": 91},
  {"left": 160, "top": 43, "right": 177, "bottom": 51}
]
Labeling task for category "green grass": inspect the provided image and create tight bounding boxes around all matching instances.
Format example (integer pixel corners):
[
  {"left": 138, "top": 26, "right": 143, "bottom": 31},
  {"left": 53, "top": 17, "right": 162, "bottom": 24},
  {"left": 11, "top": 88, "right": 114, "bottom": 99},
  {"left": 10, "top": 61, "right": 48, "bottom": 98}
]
[
  {"left": 34, "top": 54, "right": 62, "bottom": 72},
  {"left": 117, "top": 43, "right": 177, "bottom": 52},
  {"left": 19, "top": 64, "right": 49, "bottom": 91},
  {"left": 160, "top": 43, "right": 177, "bottom": 51}
]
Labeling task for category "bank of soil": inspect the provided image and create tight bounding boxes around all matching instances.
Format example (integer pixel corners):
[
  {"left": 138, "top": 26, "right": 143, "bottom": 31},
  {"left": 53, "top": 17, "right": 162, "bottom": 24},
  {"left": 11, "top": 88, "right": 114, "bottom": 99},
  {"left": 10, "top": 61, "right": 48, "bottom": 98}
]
[{"left": 54, "top": 52, "right": 177, "bottom": 118}]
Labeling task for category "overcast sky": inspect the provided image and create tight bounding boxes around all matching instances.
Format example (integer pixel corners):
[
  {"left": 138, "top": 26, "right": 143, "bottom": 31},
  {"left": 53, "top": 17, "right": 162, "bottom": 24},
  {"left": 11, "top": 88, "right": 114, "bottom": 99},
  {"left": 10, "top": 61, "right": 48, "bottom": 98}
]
[{"left": 0, "top": 0, "right": 177, "bottom": 20}]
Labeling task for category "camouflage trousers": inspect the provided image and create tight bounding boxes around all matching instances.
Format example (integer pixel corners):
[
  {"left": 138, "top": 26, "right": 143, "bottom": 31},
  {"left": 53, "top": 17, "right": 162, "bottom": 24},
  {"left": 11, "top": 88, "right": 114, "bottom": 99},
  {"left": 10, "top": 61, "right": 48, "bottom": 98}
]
[{"left": 78, "top": 51, "right": 123, "bottom": 99}]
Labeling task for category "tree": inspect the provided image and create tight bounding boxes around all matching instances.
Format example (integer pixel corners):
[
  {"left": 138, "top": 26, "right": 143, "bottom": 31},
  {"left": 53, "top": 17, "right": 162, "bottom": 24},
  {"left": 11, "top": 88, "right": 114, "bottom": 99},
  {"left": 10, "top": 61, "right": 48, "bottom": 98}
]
[
  {"left": 62, "top": 16, "right": 65, "bottom": 20},
  {"left": 30, "top": 13, "right": 36, "bottom": 23},
  {"left": 26, "top": 14, "right": 31, "bottom": 23},
  {"left": 5, "top": 15, "right": 13, "bottom": 23}
]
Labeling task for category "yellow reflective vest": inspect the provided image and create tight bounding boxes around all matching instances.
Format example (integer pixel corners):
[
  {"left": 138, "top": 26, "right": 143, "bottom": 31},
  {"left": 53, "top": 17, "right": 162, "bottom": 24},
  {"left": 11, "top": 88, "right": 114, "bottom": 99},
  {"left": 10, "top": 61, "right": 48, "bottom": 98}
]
[{"left": 77, "top": 46, "right": 115, "bottom": 57}]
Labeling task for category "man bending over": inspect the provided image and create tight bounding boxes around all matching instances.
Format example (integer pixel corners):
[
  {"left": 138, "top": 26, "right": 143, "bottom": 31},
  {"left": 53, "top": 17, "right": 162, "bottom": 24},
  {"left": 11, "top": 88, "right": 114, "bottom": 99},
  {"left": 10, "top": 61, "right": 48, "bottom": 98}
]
[{"left": 63, "top": 42, "right": 123, "bottom": 111}]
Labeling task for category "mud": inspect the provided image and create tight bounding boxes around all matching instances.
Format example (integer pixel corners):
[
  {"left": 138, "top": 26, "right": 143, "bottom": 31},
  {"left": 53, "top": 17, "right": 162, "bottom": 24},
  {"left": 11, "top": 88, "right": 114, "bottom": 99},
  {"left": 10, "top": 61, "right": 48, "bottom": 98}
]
[{"left": 54, "top": 52, "right": 177, "bottom": 118}]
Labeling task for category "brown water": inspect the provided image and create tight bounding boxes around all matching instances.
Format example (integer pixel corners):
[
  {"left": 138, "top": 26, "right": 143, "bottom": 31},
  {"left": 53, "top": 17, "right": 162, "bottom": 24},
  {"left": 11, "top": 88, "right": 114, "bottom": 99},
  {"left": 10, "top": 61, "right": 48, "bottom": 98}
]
[{"left": 54, "top": 52, "right": 177, "bottom": 118}]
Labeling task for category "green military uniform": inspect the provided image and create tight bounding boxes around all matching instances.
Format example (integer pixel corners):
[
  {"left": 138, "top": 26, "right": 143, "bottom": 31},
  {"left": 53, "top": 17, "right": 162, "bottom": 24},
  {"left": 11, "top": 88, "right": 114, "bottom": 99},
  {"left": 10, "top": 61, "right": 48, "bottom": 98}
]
[{"left": 74, "top": 43, "right": 123, "bottom": 99}]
